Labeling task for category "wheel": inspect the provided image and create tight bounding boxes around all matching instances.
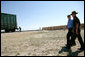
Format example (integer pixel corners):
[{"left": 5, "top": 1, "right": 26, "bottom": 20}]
[
  {"left": 5, "top": 29, "right": 10, "bottom": 32},
  {"left": 11, "top": 29, "right": 15, "bottom": 32}
]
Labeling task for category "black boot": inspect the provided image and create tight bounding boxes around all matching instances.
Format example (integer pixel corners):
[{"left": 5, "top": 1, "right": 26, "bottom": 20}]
[
  {"left": 71, "top": 42, "right": 76, "bottom": 47},
  {"left": 78, "top": 47, "right": 84, "bottom": 51},
  {"left": 64, "top": 44, "right": 71, "bottom": 50}
]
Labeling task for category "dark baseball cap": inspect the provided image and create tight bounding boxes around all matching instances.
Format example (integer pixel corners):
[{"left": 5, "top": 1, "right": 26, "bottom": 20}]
[{"left": 67, "top": 15, "right": 70, "bottom": 17}]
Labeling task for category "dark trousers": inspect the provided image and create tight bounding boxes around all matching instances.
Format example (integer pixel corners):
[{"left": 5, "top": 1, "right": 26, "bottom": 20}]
[
  {"left": 70, "top": 32, "right": 84, "bottom": 48},
  {"left": 66, "top": 28, "right": 74, "bottom": 47}
]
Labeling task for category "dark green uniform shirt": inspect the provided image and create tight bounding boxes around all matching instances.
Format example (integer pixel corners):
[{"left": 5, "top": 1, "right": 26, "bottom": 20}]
[{"left": 73, "top": 16, "right": 81, "bottom": 33}]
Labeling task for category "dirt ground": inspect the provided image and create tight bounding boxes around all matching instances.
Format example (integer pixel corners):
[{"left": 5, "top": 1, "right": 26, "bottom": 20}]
[{"left": 1, "top": 29, "right": 84, "bottom": 56}]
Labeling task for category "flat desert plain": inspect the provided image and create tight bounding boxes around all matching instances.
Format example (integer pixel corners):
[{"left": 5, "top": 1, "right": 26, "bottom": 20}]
[{"left": 1, "top": 29, "right": 84, "bottom": 56}]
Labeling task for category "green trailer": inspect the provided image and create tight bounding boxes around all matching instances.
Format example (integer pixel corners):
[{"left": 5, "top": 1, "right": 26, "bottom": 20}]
[{"left": 1, "top": 13, "right": 17, "bottom": 32}]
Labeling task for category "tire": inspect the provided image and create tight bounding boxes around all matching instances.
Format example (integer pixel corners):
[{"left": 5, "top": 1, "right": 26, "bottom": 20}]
[
  {"left": 11, "top": 29, "right": 15, "bottom": 32},
  {"left": 5, "top": 29, "right": 10, "bottom": 32}
]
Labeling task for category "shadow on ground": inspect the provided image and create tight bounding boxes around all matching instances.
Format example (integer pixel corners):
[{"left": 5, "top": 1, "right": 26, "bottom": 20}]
[{"left": 58, "top": 47, "right": 84, "bottom": 56}]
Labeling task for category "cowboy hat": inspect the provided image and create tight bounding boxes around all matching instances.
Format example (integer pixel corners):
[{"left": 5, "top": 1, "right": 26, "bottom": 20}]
[{"left": 71, "top": 11, "right": 78, "bottom": 15}]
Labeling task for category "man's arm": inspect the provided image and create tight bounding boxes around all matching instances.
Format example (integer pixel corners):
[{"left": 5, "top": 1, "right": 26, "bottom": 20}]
[{"left": 76, "top": 23, "right": 78, "bottom": 35}]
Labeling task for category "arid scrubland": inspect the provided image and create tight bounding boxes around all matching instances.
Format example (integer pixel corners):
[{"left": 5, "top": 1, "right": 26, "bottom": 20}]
[{"left": 1, "top": 29, "right": 84, "bottom": 56}]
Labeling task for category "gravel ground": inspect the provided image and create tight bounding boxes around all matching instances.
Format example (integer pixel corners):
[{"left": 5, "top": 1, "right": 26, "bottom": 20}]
[{"left": 1, "top": 29, "right": 84, "bottom": 56}]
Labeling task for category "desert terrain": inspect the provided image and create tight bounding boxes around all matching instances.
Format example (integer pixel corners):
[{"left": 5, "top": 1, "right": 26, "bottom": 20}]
[{"left": 1, "top": 29, "right": 84, "bottom": 56}]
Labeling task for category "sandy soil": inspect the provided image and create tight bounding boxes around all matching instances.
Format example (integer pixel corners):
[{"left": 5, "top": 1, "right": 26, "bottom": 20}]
[{"left": 1, "top": 29, "right": 84, "bottom": 56}]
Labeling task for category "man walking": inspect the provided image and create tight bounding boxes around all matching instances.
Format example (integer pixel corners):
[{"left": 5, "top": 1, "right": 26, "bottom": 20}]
[
  {"left": 64, "top": 15, "right": 76, "bottom": 49},
  {"left": 19, "top": 27, "right": 21, "bottom": 32},
  {"left": 70, "top": 11, "right": 84, "bottom": 50}
]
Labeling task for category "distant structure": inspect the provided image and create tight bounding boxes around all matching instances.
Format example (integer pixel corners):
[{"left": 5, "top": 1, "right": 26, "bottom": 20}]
[
  {"left": 42, "top": 23, "right": 84, "bottom": 30},
  {"left": 39, "top": 27, "right": 41, "bottom": 30}
]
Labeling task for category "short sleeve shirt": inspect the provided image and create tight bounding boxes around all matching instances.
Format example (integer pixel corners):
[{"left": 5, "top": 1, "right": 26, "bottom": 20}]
[
  {"left": 73, "top": 16, "right": 81, "bottom": 32},
  {"left": 67, "top": 19, "right": 73, "bottom": 28}
]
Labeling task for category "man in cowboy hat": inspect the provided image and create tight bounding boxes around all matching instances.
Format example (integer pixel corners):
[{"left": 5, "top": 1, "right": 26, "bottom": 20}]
[{"left": 70, "top": 11, "right": 84, "bottom": 50}]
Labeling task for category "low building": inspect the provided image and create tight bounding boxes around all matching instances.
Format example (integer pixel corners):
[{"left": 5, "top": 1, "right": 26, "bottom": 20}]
[{"left": 42, "top": 23, "right": 84, "bottom": 30}]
